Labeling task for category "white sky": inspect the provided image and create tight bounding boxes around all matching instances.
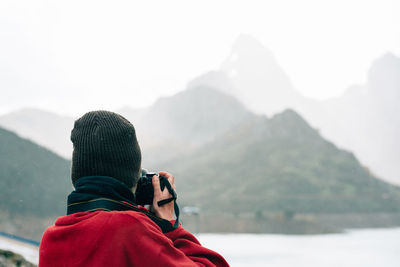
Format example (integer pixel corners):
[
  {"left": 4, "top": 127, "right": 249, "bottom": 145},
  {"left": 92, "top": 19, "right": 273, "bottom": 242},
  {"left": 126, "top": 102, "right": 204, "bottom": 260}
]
[{"left": 0, "top": 0, "right": 399, "bottom": 116}]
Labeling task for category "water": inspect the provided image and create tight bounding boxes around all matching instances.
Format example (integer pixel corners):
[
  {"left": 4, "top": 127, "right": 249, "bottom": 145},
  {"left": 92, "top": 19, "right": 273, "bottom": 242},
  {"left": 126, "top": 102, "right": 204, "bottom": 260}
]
[
  {"left": 1, "top": 228, "right": 399, "bottom": 266},
  {"left": 198, "top": 228, "right": 400, "bottom": 267}
]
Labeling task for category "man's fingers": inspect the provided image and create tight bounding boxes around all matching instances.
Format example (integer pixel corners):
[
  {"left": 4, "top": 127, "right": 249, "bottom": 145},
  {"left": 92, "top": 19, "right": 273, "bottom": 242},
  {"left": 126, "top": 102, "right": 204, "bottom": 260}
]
[
  {"left": 152, "top": 175, "right": 162, "bottom": 200},
  {"left": 159, "top": 171, "right": 175, "bottom": 185},
  {"left": 151, "top": 172, "right": 176, "bottom": 221}
]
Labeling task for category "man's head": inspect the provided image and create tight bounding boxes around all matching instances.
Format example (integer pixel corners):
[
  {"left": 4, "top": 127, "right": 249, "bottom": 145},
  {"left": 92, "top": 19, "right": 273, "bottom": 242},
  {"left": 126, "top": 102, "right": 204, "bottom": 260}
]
[{"left": 71, "top": 110, "right": 141, "bottom": 189}]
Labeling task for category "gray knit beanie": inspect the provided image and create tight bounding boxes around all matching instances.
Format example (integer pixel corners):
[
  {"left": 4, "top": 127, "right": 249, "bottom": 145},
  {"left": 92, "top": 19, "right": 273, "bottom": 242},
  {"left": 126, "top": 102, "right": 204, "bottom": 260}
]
[{"left": 70, "top": 110, "right": 141, "bottom": 188}]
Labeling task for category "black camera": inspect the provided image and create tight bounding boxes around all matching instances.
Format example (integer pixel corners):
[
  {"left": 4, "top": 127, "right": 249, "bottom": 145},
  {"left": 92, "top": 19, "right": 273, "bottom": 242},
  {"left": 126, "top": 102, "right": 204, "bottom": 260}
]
[
  {"left": 135, "top": 169, "right": 180, "bottom": 229},
  {"left": 135, "top": 169, "right": 169, "bottom": 206}
]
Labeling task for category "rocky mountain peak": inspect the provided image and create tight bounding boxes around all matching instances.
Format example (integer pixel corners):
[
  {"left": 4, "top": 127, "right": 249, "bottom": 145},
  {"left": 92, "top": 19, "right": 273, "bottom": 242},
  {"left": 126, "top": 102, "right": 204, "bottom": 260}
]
[{"left": 367, "top": 52, "right": 400, "bottom": 100}]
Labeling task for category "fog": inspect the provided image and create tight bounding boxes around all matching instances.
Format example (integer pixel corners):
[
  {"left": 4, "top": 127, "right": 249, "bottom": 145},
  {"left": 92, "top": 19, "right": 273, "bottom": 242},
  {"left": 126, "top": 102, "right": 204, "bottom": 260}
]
[
  {"left": 0, "top": 1, "right": 399, "bottom": 266},
  {"left": 0, "top": 0, "right": 399, "bottom": 115}
]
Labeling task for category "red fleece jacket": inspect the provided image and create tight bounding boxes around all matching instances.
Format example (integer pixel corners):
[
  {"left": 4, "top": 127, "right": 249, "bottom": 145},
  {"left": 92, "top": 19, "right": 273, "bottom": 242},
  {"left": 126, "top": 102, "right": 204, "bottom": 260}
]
[{"left": 39, "top": 210, "right": 229, "bottom": 267}]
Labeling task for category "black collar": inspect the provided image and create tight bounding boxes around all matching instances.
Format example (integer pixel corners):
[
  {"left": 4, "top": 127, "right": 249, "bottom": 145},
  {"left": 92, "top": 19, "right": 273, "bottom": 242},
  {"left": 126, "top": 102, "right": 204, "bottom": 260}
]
[{"left": 67, "top": 176, "right": 177, "bottom": 233}]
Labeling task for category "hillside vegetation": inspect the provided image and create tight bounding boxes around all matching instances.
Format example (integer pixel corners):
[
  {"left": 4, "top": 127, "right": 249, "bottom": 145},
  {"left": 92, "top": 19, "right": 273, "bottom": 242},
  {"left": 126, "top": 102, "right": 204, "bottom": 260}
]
[
  {"left": 0, "top": 127, "right": 71, "bottom": 217},
  {"left": 161, "top": 109, "right": 400, "bottom": 215}
]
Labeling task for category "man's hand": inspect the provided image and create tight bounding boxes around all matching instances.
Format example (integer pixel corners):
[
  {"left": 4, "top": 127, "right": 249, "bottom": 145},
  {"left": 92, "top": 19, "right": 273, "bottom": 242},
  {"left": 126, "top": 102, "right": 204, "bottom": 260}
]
[{"left": 151, "top": 171, "right": 176, "bottom": 221}]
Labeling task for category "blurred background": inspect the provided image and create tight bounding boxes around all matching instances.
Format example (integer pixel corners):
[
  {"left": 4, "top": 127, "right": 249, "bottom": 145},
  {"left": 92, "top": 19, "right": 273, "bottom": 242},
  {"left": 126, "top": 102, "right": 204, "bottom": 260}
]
[{"left": 0, "top": 0, "right": 399, "bottom": 266}]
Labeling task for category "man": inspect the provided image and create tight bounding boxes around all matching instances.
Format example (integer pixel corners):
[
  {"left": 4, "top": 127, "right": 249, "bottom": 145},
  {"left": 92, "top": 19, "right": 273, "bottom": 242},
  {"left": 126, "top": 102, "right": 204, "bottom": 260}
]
[{"left": 39, "top": 110, "right": 229, "bottom": 267}]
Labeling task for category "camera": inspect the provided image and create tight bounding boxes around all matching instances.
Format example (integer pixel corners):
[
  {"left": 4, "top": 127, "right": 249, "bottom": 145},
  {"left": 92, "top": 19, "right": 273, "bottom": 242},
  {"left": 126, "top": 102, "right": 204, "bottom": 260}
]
[
  {"left": 135, "top": 169, "right": 180, "bottom": 228},
  {"left": 135, "top": 169, "right": 169, "bottom": 206}
]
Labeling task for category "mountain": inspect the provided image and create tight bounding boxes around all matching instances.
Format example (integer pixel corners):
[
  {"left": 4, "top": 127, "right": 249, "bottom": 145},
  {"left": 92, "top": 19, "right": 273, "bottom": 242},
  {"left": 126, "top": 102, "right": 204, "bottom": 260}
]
[
  {"left": 0, "top": 126, "right": 71, "bottom": 239},
  {"left": 5, "top": 87, "right": 394, "bottom": 215},
  {"left": 161, "top": 109, "right": 400, "bottom": 215},
  {"left": 190, "top": 34, "right": 321, "bottom": 121},
  {"left": 0, "top": 87, "right": 252, "bottom": 166},
  {"left": 219, "top": 34, "right": 315, "bottom": 115},
  {"left": 119, "top": 86, "right": 253, "bottom": 167},
  {"left": 2, "top": 35, "right": 398, "bottom": 186},
  {"left": 191, "top": 35, "right": 400, "bottom": 185},
  {"left": 0, "top": 126, "right": 71, "bottom": 216},
  {"left": 2, "top": 89, "right": 400, "bottom": 236},
  {"left": 187, "top": 71, "right": 237, "bottom": 96},
  {"left": 314, "top": 53, "right": 400, "bottom": 184},
  {"left": 0, "top": 108, "right": 74, "bottom": 159},
  {"left": 137, "top": 86, "right": 252, "bottom": 144},
  {"left": 115, "top": 106, "right": 148, "bottom": 124}
]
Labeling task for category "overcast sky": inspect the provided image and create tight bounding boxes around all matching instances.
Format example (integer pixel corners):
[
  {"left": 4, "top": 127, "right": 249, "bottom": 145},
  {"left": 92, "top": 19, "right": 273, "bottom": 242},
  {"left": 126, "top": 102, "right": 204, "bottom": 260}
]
[{"left": 0, "top": 0, "right": 399, "bottom": 116}]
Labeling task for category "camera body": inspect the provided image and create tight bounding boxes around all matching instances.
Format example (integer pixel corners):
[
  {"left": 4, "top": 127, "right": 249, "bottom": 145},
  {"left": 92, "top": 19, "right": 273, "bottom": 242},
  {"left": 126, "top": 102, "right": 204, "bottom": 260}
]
[{"left": 135, "top": 169, "right": 168, "bottom": 205}]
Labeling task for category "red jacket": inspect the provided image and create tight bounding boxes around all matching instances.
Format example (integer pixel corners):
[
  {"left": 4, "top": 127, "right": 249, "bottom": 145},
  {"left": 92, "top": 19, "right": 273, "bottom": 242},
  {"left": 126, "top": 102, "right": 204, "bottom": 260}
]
[{"left": 39, "top": 210, "right": 229, "bottom": 267}]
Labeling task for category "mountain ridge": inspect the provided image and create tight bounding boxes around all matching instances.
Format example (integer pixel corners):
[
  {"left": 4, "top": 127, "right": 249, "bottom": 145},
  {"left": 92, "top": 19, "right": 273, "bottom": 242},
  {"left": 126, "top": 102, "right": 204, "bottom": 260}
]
[
  {"left": 190, "top": 35, "right": 400, "bottom": 185},
  {"left": 2, "top": 99, "right": 400, "bottom": 237},
  {"left": 160, "top": 108, "right": 400, "bottom": 215},
  {"left": 0, "top": 108, "right": 74, "bottom": 159}
]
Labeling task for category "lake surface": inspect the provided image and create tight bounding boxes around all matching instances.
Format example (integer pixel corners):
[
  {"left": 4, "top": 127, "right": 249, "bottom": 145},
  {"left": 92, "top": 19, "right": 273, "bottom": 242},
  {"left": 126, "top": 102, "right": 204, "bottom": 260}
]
[
  {"left": 1, "top": 228, "right": 399, "bottom": 266},
  {"left": 198, "top": 228, "right": 400, "bottom": 267}
]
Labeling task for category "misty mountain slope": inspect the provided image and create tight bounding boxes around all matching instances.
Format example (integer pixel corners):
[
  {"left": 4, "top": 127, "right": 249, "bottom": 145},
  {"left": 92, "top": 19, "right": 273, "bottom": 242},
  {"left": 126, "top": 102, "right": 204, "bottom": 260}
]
[
  {"left": 120, "top": 86, "right": 254, "bottom": 167},
  {"left": 0, "top": 108, "right": 74, "bottom": 159},
  {"left": 314, "top": 53, "right": 400, "bottom": 184},
  {"left": 0, "top": 87, "right": 253, "bottom": 167},
  {"left": 0, "top": 126, "right": 71, "bottom": 217},
  {"left": 218, "top": 34, "right": 316, "bottom": 115},
  {"left": 115, "top": 106, "right": 148, "bottom": 124},
  {"left": 191, "top": 35, "right": 400, "bottom": 185},
  {"left": 161, "top": 109, "right": 400, "bottom": 214},
  {"left": 2, "top": 46, "right": 398, "bottom": 187},
  {"left": 140, "top": 86, "right": 252, "bottom": 142},
  {"left": 188, "top": 70, "right": 238, "bottom": 96},
  {"left": 1, "top": 106, "right": 399, "bottom": 236}
]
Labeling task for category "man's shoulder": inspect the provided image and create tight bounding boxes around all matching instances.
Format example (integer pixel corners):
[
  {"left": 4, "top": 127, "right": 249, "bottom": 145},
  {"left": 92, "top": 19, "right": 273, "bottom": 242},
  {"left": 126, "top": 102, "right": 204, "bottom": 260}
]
[
  {"left": 108, "top": 210, "right": 156, "bottom": 226},
  {"left": 100, "top": 210, "right": 162, "bottom": 232},
  {"left": 99, "top": 211, "right": 170, "bottom": 247},
  {"left": 52, "top": 210, "right": 162, "bottom": 234}
]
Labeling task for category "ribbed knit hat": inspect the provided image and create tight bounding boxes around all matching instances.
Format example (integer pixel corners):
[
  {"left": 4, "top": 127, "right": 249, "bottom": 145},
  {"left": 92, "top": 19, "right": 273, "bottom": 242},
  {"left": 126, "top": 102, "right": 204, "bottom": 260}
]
[{"left": 71, "top": 110, "right": 141, "bottom": 188}]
